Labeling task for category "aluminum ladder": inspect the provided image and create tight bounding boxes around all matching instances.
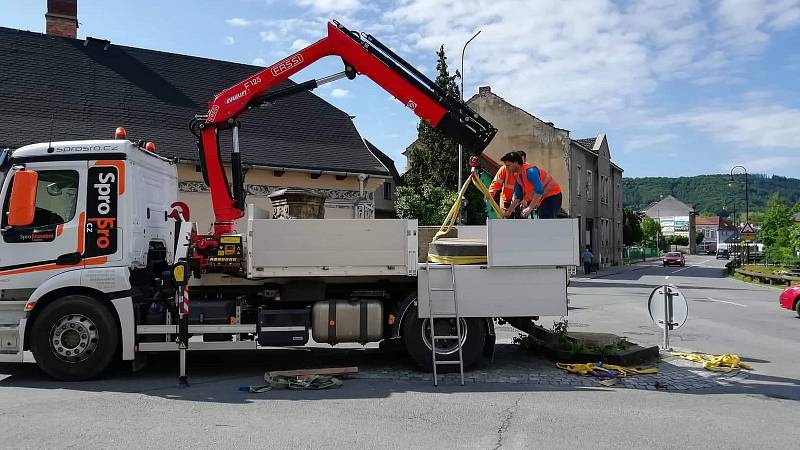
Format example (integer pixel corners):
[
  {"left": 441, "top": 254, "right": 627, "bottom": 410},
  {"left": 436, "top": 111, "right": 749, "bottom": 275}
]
[{"left": 425, "top": 262, "right": 465, "bottom": 386}]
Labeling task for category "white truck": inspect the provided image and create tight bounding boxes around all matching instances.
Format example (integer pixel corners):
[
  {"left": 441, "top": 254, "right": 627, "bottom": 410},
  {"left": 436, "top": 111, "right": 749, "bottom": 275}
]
[
  {"left": 0, "top": 141, "right": 578, "bottom": 381},
  {"left": 0, "top": 21, "right": 579, "bottom": 381}
]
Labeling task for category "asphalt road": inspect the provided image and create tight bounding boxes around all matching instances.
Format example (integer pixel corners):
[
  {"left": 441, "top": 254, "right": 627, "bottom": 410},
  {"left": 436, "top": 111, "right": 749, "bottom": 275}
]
[
  {"left": 564, "top": 255, "right": 799, "bottom": 385},
  {"left": 0, "top": 256, "right": 797, "bottom": 449}
]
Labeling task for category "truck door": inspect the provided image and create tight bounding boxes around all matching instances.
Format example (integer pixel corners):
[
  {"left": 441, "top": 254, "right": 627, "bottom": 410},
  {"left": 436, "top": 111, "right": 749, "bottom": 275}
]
[{"left": 0, "top": 162, "right": 87, "bottom": 291}]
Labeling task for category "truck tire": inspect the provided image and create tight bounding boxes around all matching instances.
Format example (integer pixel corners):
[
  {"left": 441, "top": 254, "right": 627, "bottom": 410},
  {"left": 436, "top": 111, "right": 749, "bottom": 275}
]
[
  {"left": 30, "top": 295, "right": 119, "bottom": 381},
  {"left": 402, "top": 307, "right": 486, "bottom": 372}
]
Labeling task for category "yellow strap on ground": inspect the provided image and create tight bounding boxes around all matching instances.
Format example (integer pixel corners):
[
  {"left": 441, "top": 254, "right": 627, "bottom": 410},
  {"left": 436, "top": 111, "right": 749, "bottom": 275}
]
[
  {"left": 432, "top": 171, "right": 504, "bottom": 243},
  {"left": 671, "top": 352, "right": 752, "bottom": 372},
  {"left": 555, "top": 362, "right": 658, "bottom": 377}
]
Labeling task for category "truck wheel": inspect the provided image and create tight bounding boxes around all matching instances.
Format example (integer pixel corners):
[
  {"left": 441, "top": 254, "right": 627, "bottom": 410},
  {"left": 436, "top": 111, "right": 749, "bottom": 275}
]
[
  {"left": 402, "top": 307, "right": 486, "bottom": 372},
  {"left": 30, "top": 295, "right": 119, "bottom": 381}
]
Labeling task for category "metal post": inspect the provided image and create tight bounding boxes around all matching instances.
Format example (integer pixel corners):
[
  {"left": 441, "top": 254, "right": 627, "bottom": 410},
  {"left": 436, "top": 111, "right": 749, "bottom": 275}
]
[
  {"left": 458, "top": 30, "right": 481, "bottom": 192},
  {"left": 662, "top": 285, "right": 671, "bottom": 351},
  {"left": 731, "top": 165, "right": 749, "bottom": 263},
  {"left": 177, "top": 286, "right": 189, "bottom": 387}
]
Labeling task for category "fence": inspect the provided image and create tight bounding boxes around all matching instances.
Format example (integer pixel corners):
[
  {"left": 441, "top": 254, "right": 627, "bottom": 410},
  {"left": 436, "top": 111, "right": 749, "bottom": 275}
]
[{"left": 623, "top": 246, "right": 659, "bottom": 265}]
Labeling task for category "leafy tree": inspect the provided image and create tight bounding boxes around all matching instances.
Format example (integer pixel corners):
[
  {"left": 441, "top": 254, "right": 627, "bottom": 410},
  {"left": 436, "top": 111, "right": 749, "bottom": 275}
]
[
  {"left": 640, "top": 217, "right": 663, "bottom": 247},
  {"left": 761, "top": 193, "right": 796, "bottom": 263},
  {"left": 622, "top": 208, "right": 642, "bottom": 246},
  {"left": 397, "top": 45, "right": 486, "bottom": 225},
  {"left": 694, "top": 231, "right": 704, "bottom": 245},
  {"left": 623, "top": 174, "right": 800, "bottom": 216},
  {"left": 394, "top": 185, "right": 457, "bottom": 226}
]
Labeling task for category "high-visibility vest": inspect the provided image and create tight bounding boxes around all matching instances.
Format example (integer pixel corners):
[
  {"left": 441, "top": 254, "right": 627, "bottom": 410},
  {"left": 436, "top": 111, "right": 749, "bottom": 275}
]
[
  {"left": 488, "top": 165, "right": 516, "bottom": 204},
  {"left": 520, "top": 164, "right": 561, "bottom": 205}
]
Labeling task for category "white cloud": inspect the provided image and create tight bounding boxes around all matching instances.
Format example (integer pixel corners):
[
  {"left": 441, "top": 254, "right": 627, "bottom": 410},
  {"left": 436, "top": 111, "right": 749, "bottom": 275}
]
[
  {"left": 664, "top": 104, "right": 800, "bottom": 150},
  {"left": 622, "top": 133, "right": 680, "bottom": 153},
  {"left": 290, "top": 39, "right": 311, "bottom": 51},
  {"left": 330, "top": 88, "right": 350, "bottom": 98},
  {"left": 252, "top": 57, "right": 267, "bottom": 66},
  {"left": 714, "top": 0, "right": 800, "bottom": 51},
  {"left": 721, "top": 156, "right": 800, "bottom": 174},
  {"left": 259, "top": 31, "right": 279, "bottom": 42},
  {"left": 224, "top": 36, "right": 235, "bottom": 45},
  {"left": 225, "top": 18, "right": 252, "bottom": 27},
  {"left": 295, "top": 0, "right": 363, "bottom": 13},
  {"left": 383, "top": 0, "right": 800, "bottom": 122}
]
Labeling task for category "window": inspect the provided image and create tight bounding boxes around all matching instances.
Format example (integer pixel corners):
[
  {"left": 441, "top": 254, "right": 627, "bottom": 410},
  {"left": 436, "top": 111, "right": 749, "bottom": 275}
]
[
  {"left": 2, "top": 170, "right": 79, "bottom": 227},
  {"left": 600, "top": 176, "right": 607, "bottom": 204},
  {"left": 586, "top": 170, "right": 593, "bottom": 202},
  {"left": 383, "top": 181, "right": 393, "bottom": 200},
  {"left": 576, "top": 165, "right": 581, "bottom": 197}
]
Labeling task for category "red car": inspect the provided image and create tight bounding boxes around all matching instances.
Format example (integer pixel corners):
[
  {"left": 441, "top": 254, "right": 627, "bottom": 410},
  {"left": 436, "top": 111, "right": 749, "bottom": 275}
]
[
  {"left": 779, "top": 285, "right": 800, "bottom": 316},
  {"left": 662, "top": 252, "right": 685, "bottom": 267}
]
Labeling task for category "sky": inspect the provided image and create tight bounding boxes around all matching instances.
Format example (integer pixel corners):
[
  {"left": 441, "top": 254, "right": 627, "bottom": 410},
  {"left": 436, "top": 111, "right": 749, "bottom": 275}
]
[{"left": 2, "top": 0, "right": 800, "bottom": 178}]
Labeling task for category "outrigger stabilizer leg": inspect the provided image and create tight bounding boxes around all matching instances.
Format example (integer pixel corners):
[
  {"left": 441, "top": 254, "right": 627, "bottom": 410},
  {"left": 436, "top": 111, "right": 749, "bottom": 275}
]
[{"left": 171, "top": 261, "right": 191, "bottom": 387}]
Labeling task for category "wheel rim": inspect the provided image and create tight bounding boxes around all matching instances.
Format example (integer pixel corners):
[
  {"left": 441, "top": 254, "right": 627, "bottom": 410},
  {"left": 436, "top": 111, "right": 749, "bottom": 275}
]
[
  {"left": 421, "top": 318, "right": 467, "bottom": 355},
  {"left": 49, "top": 314, "right": 99, "bottom": 363}
]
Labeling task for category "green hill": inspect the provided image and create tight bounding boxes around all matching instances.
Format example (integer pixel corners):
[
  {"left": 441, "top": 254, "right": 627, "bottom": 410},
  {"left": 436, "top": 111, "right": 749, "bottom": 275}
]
[{"left": 623, "top": 174, "right": 800, "bottom": 216}]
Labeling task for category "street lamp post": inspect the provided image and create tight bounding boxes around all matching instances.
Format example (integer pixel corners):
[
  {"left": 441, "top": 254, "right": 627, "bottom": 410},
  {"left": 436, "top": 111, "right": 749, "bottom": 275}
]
[
  {"left": 730, "top": 165, "right": 749, "bottom": 262},
  {"left": 458, "top": 30, "right": 481, "bottom": 193}
]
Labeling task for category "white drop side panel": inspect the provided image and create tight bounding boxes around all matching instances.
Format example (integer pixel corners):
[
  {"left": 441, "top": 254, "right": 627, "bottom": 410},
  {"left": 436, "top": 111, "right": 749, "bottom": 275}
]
[
  {"left": 417, "top": 265, "right": 567, "bottom": 318},
  {"left": 247, "top": 218, "right": 418, "bottom": 277},
  {"left": 488, "top": 219, "right": 580, "bottom": 267}
]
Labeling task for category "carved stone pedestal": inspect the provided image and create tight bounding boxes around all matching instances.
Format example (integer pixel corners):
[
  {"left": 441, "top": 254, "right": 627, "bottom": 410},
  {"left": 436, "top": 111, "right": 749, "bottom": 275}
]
[{"left": 268, "top": 189, "right": 326, "bottom": 219}]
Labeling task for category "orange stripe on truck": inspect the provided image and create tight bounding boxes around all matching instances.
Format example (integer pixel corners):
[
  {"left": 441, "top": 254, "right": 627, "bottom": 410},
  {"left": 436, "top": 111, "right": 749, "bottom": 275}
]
[{"left": 0, "top": 257, "right": 108, "bottom": 276}]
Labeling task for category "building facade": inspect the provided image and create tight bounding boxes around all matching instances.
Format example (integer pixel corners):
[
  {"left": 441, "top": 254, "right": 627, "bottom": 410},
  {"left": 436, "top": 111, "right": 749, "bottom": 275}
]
[
  {"left": 466, "top": 86, "right": 624, "bottom": 266},
  {"left": 643, "top": 196, "right": 698, "bottom": 253},
  {"left": 695, "top": 216, "right": 736, "bottom": 254}
]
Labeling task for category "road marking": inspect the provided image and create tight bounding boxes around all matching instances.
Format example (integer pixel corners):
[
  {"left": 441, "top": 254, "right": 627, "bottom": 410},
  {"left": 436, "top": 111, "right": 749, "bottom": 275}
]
[
  {"left": 705, "top": 297, "right": 747, "bottom": 307},
  {"left": 672, "top": 267, "right": 689, "bottom": 273}
]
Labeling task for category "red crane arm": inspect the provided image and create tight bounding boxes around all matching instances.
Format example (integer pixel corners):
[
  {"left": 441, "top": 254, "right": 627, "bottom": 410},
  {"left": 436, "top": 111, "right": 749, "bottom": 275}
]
[{"left": 193, "top": 21, "right": 496, "bottom": 234}]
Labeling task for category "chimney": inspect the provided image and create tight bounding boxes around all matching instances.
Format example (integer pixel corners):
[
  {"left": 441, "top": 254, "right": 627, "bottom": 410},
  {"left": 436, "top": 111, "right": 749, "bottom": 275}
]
[
  {"left": 46, "top": 0, "right": 78, "bottom": 39},
  {"left": 478, "top": 86, "right": 491, "bottom": 95}
]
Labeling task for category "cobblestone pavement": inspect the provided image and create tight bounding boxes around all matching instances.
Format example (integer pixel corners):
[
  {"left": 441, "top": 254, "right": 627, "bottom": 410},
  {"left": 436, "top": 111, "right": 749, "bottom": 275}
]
[{"left": 345, "top": 343, "right": 750, "bottom": 390}]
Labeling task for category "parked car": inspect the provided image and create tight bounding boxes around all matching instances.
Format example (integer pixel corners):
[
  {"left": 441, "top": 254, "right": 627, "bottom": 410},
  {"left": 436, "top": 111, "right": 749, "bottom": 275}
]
[
  {"left": 716, "top": 249, "right": 730, "bottom": 260},
  {"left": 779, "top": 284, "right": 800, "bottom": 317},
  {"left": 663, "top": 252, "right": 685, "bottom": 267}
]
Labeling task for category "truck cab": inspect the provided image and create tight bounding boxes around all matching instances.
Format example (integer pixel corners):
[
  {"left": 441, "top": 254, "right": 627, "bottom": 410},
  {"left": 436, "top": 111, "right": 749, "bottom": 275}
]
[{"left": 0, "top": 139, "right": 178, "bottom": 379}]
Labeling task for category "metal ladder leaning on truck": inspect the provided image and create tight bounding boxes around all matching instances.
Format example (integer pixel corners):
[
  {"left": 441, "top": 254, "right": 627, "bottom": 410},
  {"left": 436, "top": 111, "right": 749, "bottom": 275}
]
[{"left": 0, "top": 21, "right": 580, "bottom": 381}]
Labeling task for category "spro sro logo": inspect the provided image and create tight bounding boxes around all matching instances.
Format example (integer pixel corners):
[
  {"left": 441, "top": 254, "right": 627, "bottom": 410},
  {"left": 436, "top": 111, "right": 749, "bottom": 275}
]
[
  {"left": 270, "top": 54, "right": 304, "bottom": 76},
  {"left": 85, "top": 166, "right": 118, "bottom": 257}
]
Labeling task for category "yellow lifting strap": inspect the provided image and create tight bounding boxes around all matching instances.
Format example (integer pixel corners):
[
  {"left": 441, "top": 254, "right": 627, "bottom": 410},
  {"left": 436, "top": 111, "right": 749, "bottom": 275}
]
[
  {"left": 671, "top": 352, "right": 752, "bottom": 372},
  {"left": 555, "top": 362, "right": 658, "bottom": 377},
  {"left": 432, "top": 170, "right": 504, "bottom": 243}
]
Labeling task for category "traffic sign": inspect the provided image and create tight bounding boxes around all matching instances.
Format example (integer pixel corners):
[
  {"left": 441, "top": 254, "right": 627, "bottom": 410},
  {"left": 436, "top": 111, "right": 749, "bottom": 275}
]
[
  {"left": 648, "top": 285, "right": 688, "bottom": 330},
  {"left": 648, "top": 284, "right": 688, "bottom": 351},
  {"left": 740, "top": 223, "right": 756, "bottom": 234}
]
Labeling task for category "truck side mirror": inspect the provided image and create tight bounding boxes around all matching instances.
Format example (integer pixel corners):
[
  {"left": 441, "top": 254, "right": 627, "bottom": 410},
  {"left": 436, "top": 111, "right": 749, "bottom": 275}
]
[{"left": 8, "top": 170, "right": 38, "bottom": 227}]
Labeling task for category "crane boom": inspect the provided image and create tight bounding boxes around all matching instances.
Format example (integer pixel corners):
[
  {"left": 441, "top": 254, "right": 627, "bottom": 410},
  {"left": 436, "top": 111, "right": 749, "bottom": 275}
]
[{"left": 193, "top": 21, "right": 496, "bottom": 239}]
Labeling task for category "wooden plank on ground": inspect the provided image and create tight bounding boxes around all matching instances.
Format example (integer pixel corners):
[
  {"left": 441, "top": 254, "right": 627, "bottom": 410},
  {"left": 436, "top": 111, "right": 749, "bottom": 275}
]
[{"left": 268, "top": 367, "right": 358, "bottom": 377}]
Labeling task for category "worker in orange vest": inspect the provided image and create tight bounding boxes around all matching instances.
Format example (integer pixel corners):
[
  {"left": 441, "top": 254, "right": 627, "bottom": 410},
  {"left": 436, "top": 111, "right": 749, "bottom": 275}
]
[
  {"left": 503, "top": 152, "right": 562, "bottom": 219},
  {"left": 489, "top": 152, "right": 522, "bottom": 218}
]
